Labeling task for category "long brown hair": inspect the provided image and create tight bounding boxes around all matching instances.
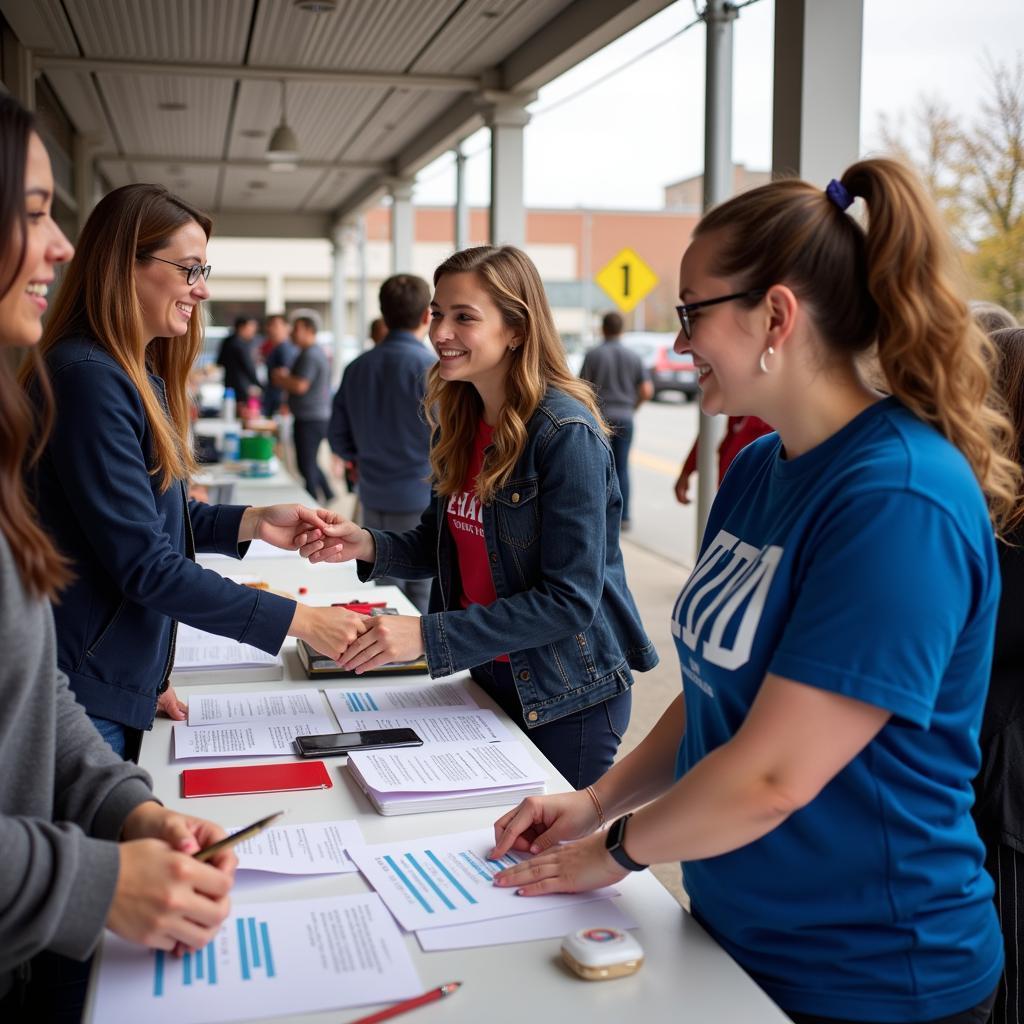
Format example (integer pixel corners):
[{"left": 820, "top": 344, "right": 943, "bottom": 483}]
[
  {"left": 425, "top": 246, "right": 607, "bottom": 502},
  {"left": 991, "top": 327, "right": 1024, "bottom": 532},
  {"left": 0, "top": 94, "right": 72, "bottom": 600},
  {"left": 696, "top": 157, "right": 1022, "bottom": 532},
  {"left": 24, "top": 184, "right": 211, "bottom": 491}
]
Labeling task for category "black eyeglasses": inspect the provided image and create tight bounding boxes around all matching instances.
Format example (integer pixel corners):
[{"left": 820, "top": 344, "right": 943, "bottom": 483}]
[
  {"left": 144, "top": 254, "right": 212, "bottom": 287},
  {"left": 675, "top": 289, "right": 766, "bottom": 340}
]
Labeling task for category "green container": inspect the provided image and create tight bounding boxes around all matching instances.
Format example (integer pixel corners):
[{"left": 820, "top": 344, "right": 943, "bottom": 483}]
[{"left": 239, "top": 434, "right": 274, "bottom": 460}]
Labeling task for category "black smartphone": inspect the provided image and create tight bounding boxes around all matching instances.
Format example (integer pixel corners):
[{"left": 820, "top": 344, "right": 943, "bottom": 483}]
[{"left": 294, "top": 728, "right": 423, "bottom": 758}]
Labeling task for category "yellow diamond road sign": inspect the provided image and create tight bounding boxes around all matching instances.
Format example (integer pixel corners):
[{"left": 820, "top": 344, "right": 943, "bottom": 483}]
[{"left": 595, "top": 247, "right": 659, "bottom": 314}]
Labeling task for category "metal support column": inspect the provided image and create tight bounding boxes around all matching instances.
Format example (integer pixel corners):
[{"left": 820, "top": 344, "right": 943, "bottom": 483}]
[
  {"left": 454, "top": 139, "right": 470, "bottom": 251},
  {"left": 1, "top": 30, "right": 35, "bottom": 109},
  {"left": 695, "top": 0, "right": 738, "bottom": 547},
  {"left": 356, "top": 214, "right": 368, "bottom": 344},
  {"left": 73, "top": 135, "right": 98, "bottom": 236},
  {"left": 389, "top": 179, "right": 415, "bottom": 274},
  {"left": 329, "top": 219, "right": 354, "bottom": 387}
]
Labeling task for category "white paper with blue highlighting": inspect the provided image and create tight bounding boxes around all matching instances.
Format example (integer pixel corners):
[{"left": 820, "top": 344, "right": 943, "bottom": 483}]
[
  {"left": 348, "top": 827, "right": 618, "bottom": 932},
  {"left": 325, "top": 680, "right": 477, "bottom": 715},
  {"left": 89, "top": 893, "right": 420, "bottom": 1024}
]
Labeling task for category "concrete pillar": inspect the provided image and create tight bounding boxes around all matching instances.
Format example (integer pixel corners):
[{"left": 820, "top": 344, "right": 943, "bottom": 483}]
[
  {"left": 73, "top": 134, "right": 98, "bottom": 237},
  {"left": 454, "top": 139, "right": 469, "bottom": 251},
  {"left": 696, "top": 0, "right": 738, "bottom": 546},
  {"left": 772, "top": 0, "right": 864, "bottom": 185},
  {"left": 330, "top": 219, "right": 357, "bottom": 387},
  {"left": 266, "top": 272, "right": 285, "bottom": 316},
  {"left": 482, "top": 96, "right": 532, "bottom": 249},
  {"left": 389, "top": 178, "right": 414, "bottom": 274},
  {"left": 356, "top": 215, "right": 368, "bottom": 345},
  {"left": 1, "top": 30, "right": 35, "bottom": 109}
]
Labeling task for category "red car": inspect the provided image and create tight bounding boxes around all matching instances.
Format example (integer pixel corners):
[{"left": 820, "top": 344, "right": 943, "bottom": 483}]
[{"left": 622, "top": 333, "right": 699, "bottom": 401}]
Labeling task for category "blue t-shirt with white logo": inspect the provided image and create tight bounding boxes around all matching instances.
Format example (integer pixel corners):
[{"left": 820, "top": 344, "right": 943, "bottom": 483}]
[{"left": 673, "top": 398, "right": 1003, "bottom": 1021}]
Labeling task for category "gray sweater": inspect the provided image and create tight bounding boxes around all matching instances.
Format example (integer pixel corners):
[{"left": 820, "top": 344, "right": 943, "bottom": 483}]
[{"left": 0, "top": 532, "right": 154, "bottom": 998}]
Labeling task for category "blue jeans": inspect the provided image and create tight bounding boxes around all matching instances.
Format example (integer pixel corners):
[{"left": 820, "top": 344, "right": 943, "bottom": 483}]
[
  {"left": 608, "top": 418, "right": 634, "bottom": 521},
  {"left": 471, "top": 660, "right": 631, "bottom": 789},
  {"left": 88, "top": 713, "right": 127, "bottom": 758}
]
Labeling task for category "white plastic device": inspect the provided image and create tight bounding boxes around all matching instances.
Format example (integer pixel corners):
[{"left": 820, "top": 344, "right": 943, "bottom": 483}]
[{"left": 559, "top": 927, "right": 644, "bottom": 981}]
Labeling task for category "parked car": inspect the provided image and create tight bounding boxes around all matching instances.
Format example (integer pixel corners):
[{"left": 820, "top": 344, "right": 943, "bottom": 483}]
[{"left": 621, "top": 331, "right": 699, "bottom": 401}]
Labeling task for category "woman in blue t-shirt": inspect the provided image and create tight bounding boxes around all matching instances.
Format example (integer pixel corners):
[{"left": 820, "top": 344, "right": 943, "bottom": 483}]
[{"left": 489, "top": 159, "right": 1022, "bottom": 1024}]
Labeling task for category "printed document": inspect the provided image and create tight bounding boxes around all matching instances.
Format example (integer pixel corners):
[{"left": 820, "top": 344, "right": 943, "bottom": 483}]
[
  {"left": 325, "top": 680, "right": 477, "bottom": 714},
  {"left": 348, "top": 827, "right": 618, "bottom": 932},
  {"left": 233, "top": 819, "right": 363, "bottom": 875},
  {"left": 416, "top": 898, "right": 638, "bottom": 951},
  {"left": 89, "top": 894, "right": 421, "bottom": 1024},
  {"left": 188, "top": 688, "right": 330, "bottom": 727},
  {"left": 174, "top": 623, "right": 282, "bottom": 672},
  {"left": 174, "top": 721, "right": 326, "bottom": 759},
  {"left": 348, "top": 740, "right": 544, "bottom": 793},
  {"left": 336, "top": 707, "right": 511, "bottom": 745}
]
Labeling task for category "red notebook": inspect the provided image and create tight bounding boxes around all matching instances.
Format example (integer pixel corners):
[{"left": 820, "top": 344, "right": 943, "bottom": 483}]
[{"left": 181, "top": 760, "right": 333, "bottom": 798}]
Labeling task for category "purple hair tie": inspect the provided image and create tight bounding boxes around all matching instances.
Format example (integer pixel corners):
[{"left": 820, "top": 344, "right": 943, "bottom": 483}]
[{"left": 826, "top": 178, "right": 854, "bottom": 211}]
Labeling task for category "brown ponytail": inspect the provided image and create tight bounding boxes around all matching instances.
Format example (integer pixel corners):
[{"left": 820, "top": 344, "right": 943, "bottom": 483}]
[
  {"left": 0, "top": 94, "right": 72, "bottom": 601},
  {"left": 695, "top": 157, "right": 1022, "bottom": 532}
]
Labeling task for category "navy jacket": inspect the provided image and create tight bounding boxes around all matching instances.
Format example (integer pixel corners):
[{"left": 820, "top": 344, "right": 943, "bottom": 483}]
[
  {"left": 328, "top": 331, "right": 435, "bottom": 514},
  {"left": 30, "top": 336, "right": 295, "bottom": 730},
  {"left": 359, "top": 388, "right": 658, "bottom": 725}
]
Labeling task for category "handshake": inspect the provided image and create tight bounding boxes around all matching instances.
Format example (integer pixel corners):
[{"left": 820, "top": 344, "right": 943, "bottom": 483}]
[{"left": 274, "top": 506, "right": 426, "bottom": 676}]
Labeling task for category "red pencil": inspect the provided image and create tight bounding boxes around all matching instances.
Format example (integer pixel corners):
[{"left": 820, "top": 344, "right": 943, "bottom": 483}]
[{"left": 345, "top": 982, "right": 461, "bottom": 1024}]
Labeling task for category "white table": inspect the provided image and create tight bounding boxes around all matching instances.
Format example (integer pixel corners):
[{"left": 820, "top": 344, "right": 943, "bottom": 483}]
[{"left": 85, "top": 478, "right": 789, "bottom": 1024}]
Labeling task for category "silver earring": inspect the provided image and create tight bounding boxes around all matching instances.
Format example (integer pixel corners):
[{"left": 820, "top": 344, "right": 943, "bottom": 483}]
[{"left": 759, "top": 346, "right": 775, "bottom": 374}]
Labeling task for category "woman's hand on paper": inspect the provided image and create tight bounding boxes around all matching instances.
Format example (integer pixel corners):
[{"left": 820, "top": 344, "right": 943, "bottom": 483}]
[
  {"left": 490, "top": 791, "right": 601, "bottom": 859},
  {"left": 290, "top": 604, "right": 369, "bottom": 661},
  {"left": 491, "top": 831, "right": 628, "bottom": 896},
  {"left": 336, "top": 614, "right": 423, "bottom": 674},
  {"left": 156, "top": 683, "right": 187, "bottom": 720},
  {"left": 296, "top": 511, "right": 375, "bottom": 564},
  {"left": 240, "top": 502, "right": 329, "bottom": 549},
  {"left": 112, "top": 803, "right": 236, "bottom": 952}
]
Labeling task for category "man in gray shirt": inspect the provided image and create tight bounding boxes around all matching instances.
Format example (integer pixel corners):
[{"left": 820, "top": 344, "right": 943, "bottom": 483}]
[
  {"left": 579, "top": 312, "right": 653, "bottom": 530},
  {"left": 273, "top": 315, "right": 335, "bottom": 504}
]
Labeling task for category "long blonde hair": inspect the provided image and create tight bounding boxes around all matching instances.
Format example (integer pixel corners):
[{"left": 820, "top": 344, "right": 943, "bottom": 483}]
[
  {"left": 23, "top": 183, "right": 210, "bottom": 492},
  {"left": 425, "top": 245, "right": 606, "bottom": 503},
  {"left": 696, "top": 158, "right": 1022, "bottom": 532}
]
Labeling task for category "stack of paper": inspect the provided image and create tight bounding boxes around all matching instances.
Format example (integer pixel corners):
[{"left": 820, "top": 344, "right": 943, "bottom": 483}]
[
  {"left": 347, "top": 737, "right": 545, "bottom": 814},
  {"left": 172, "top": 622, "right": 283, "bottom": 685},
  {"left": 174, "top": 688, "right": 337, "bottom": 759},
  {"left": 348, "top": 828, "right": 634, "bottom": 951}
]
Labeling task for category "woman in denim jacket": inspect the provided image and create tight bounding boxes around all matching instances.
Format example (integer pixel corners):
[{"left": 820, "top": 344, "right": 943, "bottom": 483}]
[{"left": 302, "top": 246, "right": 657, "bottom": 788}]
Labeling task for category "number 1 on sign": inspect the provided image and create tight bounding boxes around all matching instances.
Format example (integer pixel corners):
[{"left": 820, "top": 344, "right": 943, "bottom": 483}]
[{"left": 621, "top": 264, "right": 630, "bottom": 298}]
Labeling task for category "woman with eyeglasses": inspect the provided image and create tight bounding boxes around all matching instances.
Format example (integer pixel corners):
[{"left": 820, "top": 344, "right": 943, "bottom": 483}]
[
  {"left": 0, "top": 93, "right": 238, "bottom": 1022},
  {"left": 488, "top": 160, "right": 1020, "bottom": 1024},
  {"left": 21, "top": 182, "right": 366, "bottom": 759},
  {"left": 298, "top": 245, "right": 657, "bottom": 790}
]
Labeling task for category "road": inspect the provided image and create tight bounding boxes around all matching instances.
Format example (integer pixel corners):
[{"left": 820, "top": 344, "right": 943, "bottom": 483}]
[{"left": 623, "top": 395, "right": 702, "bottom": 570}]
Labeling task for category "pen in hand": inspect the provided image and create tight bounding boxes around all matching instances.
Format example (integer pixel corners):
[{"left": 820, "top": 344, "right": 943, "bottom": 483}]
[
  {"left": 193, "top": 810, "right": 284, "bottom": 863},
  {"left": 345, "top": 982, "right": 461, "bottom": 1024}
]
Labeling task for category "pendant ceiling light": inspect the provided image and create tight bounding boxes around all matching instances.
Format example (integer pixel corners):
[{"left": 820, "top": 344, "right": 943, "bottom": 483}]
[{"left": 266, "top": 80, "right": 300, "bottom": 162}]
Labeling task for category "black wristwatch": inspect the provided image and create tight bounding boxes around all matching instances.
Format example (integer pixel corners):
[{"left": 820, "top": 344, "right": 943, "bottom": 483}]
[{"left": 604, "top": 813, "right": 648, "bottom": 872}]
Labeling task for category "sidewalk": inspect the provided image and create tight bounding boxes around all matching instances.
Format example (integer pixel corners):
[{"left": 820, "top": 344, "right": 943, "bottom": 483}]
[{"left": 618, "top": 537, "right": 693, "bottom": 907}]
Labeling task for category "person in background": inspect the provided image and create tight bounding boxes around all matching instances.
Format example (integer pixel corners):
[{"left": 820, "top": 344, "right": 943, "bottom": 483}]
[
  {"left": 300, "top": 246, "right": 657, "bottom": 789},
  {"left": 0, "top": 91, "right": 235, "bottom": 1022},
  {"left": 369, "top": 316, "right": 388, "bottom": 346},
  {"left": 260, "top": 312, "right": 297, "bottom": 417},
  {"left": 328, "top": 275, "right": 435, "bottom": 612},
  {"left": 273, "top": 315, "right": 335, "bottom": 505},
  {"left": 22, "top": 184, "right": 366, "bottom": 760},
  {"left": 216, "top": 315, "right": 262, "bottom": 404},
  {"left": 971, "top": 300, "right": 1018, "bottom": 335},
  {"left": 489, "top": 160, "right": 1019, "bottom": 1024},
  {"left": 674, "top": 415, "right": 773, "bottom": 504},
  {"left": 972, "top": 325, "right": 1024, "bottom": 1022},
  {"left": 579, "top": 311, "right": 652, "bottom": 531}
]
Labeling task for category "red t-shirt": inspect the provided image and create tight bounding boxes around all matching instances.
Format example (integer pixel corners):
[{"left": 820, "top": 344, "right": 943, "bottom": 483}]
[{"left": 446, "top": 420, "right": 508, "bottom": 661}]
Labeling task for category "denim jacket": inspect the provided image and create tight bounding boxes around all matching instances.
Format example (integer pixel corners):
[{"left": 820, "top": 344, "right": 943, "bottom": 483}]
[{"left": 359, "top": 388, "right": 658, "bottom": 726}]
